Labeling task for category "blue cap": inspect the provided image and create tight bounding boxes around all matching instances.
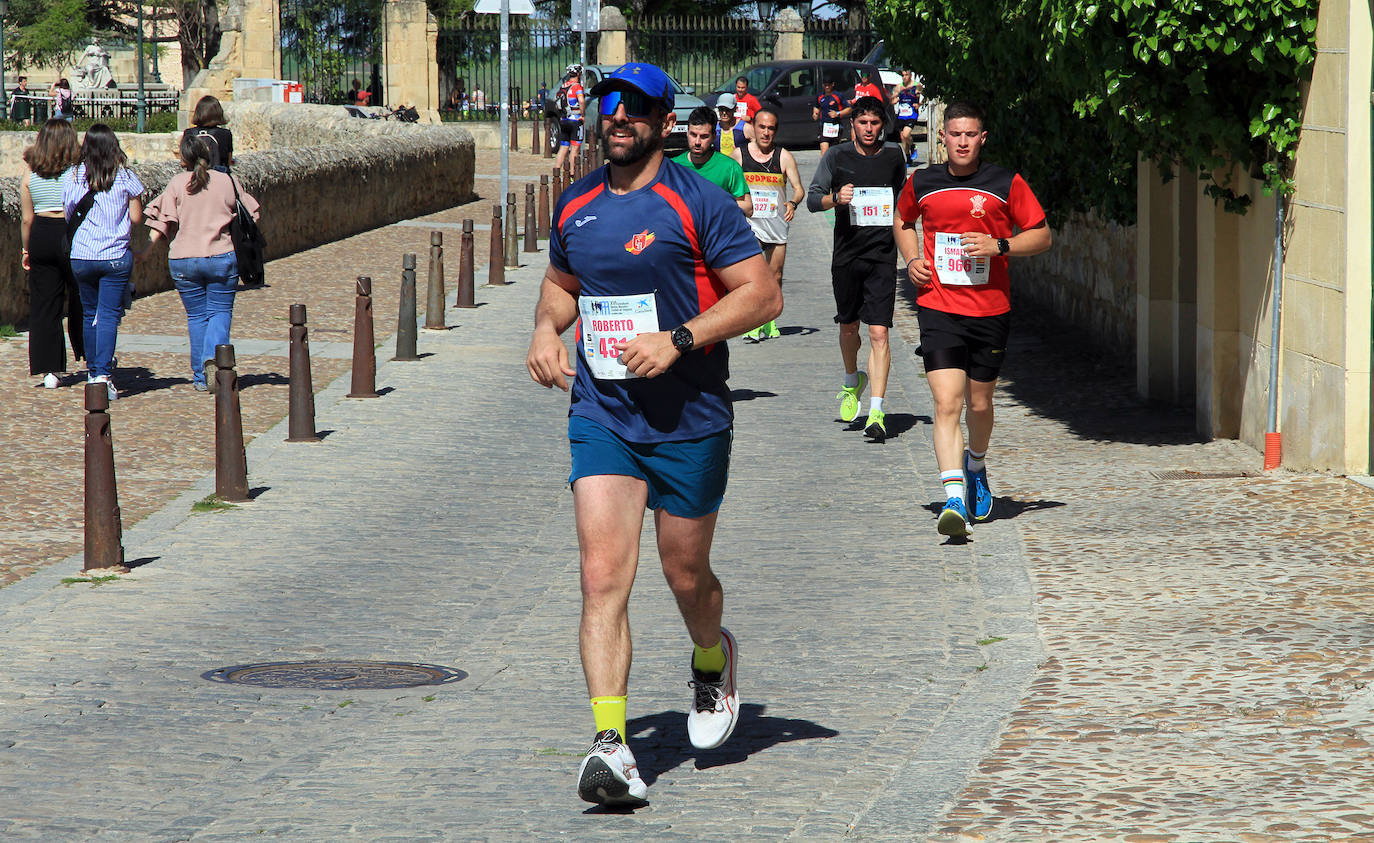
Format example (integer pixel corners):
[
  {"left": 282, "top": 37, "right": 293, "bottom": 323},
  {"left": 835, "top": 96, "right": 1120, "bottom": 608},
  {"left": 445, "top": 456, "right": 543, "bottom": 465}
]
[{"left": 589, "top": 63, "right": 674, "bottom": 110}]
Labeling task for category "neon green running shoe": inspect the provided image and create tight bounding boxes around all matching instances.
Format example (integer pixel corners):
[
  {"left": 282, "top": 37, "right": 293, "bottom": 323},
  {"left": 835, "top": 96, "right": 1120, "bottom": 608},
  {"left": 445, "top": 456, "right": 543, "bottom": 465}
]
[
  {"left": 740, "top": 327, "right": 763, "bottom": 343},
  {"left": 762, "top": 320, "right": 781, "bottom": 338},
  {"left": 863, "top": 408, "right": 886, "bottom": 441},
  {"left": 837, "top": 372, "right": 867, "bottom": 422}
]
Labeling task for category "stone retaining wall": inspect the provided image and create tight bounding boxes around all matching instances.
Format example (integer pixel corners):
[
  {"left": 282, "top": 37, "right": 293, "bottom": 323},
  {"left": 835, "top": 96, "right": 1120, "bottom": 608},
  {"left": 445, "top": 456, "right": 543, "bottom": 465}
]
[
  {"left": 0, "top": 106, "right": 474, "bottom": 326},
  {"left": 1013, "top": 211, "right": 1137, "bottom": 357}
]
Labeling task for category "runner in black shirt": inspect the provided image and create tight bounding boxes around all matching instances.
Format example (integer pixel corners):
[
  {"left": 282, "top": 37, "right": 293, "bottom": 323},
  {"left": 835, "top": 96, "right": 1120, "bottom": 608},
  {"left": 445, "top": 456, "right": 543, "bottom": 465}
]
[{"left": 806, "top": 96, "right": 908, "bottom": 441}]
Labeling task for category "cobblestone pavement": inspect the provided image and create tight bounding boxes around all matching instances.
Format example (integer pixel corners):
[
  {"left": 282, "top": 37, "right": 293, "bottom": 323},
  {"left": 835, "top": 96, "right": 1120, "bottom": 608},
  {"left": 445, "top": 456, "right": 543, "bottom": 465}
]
[{"left": 1, "top": 146, "right": 1373, "bottom": 840}]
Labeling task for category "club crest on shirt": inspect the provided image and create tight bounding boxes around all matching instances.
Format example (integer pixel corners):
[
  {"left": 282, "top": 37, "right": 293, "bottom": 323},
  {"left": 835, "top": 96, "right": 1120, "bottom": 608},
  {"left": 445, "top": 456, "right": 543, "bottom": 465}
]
[
  {"left": 969, "top": 195, "right": 987, "bottom": 219},
  {"left": 625, "top": 230, "right": 656, "bottom": 255}
]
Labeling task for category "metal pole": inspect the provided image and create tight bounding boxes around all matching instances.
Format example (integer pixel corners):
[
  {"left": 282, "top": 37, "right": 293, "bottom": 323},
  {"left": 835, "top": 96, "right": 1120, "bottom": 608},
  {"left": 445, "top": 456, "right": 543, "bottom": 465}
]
[
  {"left": 150, "top": 0, "right": 162, "bottom": 84},
  {"left": 1264, "top": 195, "right": 1285, "bottom": 469},
  {"left": 0, "top": 6, "right": 7, "bottom": 123},
  {"left": 500, "top": 0, "right": 511, "bottom": 215},
  {"left": 135, "top": 2, "right": 146, "bottom": 133}
]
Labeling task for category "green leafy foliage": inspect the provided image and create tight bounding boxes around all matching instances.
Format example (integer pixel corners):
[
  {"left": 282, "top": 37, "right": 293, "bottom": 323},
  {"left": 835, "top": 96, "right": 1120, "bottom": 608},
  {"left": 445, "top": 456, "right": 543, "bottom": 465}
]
[{"left": 870, "top": 0, "right": 1319, "bottom": 222}]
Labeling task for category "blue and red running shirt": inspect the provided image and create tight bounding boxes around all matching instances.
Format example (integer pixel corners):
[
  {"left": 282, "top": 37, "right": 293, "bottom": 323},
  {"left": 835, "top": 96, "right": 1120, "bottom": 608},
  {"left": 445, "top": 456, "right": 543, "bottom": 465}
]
[
  {"left": 896, "top": 162, "right": 1046, "bottom": 318},
  {"left": 551, "top": 160, "right": 761, "bottom": 443}
]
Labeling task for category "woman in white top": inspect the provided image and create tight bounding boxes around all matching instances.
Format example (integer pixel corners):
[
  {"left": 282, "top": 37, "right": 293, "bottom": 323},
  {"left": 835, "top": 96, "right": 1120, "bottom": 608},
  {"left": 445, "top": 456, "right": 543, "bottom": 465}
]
[
  {"left": 63, "top": 124, "right": 145, "bottom": 401},
  {"left": 140, "top": 134, "right": 260, "bottom": 392},
  {"left": 20, "top": 118, "right": 83, "bottom": 388}
]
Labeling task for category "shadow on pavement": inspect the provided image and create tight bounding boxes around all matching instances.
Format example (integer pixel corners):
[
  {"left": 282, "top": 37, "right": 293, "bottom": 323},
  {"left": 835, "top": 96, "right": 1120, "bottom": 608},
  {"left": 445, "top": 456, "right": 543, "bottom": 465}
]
[
  {"left": 896, "top": 274, "right": 1204, "bottom": 446},
  {"left": 730, "top": 388, "right": 777, "bottom": 401},
  {"left": 921, "top": 496, "right": 1064, "bottom": 524},
  {"left": 627, "top": 703, "right": 838, "bottom": 785}
]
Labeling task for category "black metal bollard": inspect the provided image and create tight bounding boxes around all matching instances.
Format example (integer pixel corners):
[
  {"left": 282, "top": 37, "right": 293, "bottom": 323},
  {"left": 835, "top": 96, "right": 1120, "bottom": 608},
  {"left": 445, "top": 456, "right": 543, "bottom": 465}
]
[
  {"left": 347, "top": 276, "right": 379, "bottom": 397},
  {"left": 539, "top": 174, "right": 551, "bottom": 240},
  {"left": 456, "top": 219, "right": 476, "bottom": 307},
  {"left": 524, "top": 184, "right": 538, "bottom": 253},
  {"left": 425, "top": 231, "right": 446, "bottom": 329},
  {"left": 504, "top": 192, "right": 519, "bottom": 269},
  {"left": 394, "top": 253, "right": 420, "bottom": 361},
  {"left": 286, "top": 303, "right": 320, "bottom": 443},
  {"left": 83, "top": 382, "right": 125, "bottom": 571},
  {"left": 214, "top": 344, "right": 251, "bottom": 503},
  {"left": 488, "top": 205, "right": 506, "bottom": 286}
]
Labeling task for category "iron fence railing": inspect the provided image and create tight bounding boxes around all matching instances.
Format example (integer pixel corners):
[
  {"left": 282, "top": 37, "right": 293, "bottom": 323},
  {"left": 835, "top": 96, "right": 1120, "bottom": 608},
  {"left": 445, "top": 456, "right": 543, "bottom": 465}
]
[
  {"left": 436, "top": 14, "right": 580, "bottom": 121},
  {"left": 628, "top": 16, "right": 772, "bottom": 98},
  {"left": 279, "top": 0, "right": 385, "bottom": 106},
  {"left": 802, "top": 18, "right": 878, "bottom": 64}
]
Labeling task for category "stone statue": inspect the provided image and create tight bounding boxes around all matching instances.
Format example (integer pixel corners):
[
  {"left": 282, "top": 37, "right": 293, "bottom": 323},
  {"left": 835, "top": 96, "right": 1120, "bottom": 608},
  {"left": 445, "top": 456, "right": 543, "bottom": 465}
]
[{"left": 72, "top": 41, "right": 115, "bottom": 90}]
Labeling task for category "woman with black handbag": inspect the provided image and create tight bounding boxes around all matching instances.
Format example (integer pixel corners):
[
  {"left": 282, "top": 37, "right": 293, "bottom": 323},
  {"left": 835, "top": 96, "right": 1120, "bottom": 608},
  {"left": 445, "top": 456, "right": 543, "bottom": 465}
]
[
  {"left": 20, "top": 118, "right": 84, "bottom": 388},
  {"left": 138, "top": 134, "right": 260, "bottom": 393}
]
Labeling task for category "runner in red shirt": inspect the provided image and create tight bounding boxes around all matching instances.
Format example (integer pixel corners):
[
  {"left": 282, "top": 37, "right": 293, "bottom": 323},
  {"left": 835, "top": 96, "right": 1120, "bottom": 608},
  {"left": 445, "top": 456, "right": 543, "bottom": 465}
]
[
  {"left": 731, "top": 76, "right": 762, "bottom": 124},
  {"left": 853, "top": 67, "right": 885, "bottom": 102},
  {"left": 894, "top": 101, "right": 1052, "bottom": 538}
]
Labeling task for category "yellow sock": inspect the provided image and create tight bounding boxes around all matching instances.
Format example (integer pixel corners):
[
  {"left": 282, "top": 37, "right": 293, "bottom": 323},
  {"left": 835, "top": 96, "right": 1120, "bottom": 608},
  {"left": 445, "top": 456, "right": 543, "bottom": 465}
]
[
  {"left": 693, "top": 641, "right": 726, "bottom": 674},
  {"left": 591, "top": 695, "right": 627, "bottom": 737}
]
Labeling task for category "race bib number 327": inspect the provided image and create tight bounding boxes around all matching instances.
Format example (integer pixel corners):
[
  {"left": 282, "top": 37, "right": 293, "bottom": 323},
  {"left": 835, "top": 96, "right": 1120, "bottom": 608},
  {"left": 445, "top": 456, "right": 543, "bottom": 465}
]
[{"left": 578, "top": 293, "right": 660, "bottom": 380}]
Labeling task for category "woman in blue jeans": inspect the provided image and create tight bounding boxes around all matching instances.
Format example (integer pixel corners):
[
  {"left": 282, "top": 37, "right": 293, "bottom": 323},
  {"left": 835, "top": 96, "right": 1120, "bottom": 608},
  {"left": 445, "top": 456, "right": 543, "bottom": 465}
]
[
  {"left": 140, "top": 134, "right": 260, "bottom": 392},
  {"left": 63, "top": 124, "right": 144, "bottom": 401}
]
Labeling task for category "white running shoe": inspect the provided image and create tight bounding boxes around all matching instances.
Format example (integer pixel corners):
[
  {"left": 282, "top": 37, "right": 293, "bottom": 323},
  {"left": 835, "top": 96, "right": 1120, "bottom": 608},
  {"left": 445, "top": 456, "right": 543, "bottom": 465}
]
[
  {"left": 687, "top": 627, "right": 739, "bottom": 750},
  {"left": 576, "top": 729, "right": 648, "bottom": 808},
  {"left": 88, "top": 374, "right": 117, "bottom": 401},
  {"left": 42, "top": 373, "right": 60, "bottom": 389}
]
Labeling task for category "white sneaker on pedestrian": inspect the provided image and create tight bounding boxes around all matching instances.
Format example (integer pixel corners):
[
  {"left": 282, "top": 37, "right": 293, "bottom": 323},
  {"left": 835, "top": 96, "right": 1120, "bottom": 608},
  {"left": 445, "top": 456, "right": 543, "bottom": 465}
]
[
  {"left": 687, "top": 627, "right": 739, "bottom": 750},
  {"left": 88, "top": 374, "right": 117, "bottom": 401},
  {"left": 576, "top": 728, "right": 648, "bottom": 808},
  {"left": 42, "top": 373, "right": 59, "bottom": 389}
]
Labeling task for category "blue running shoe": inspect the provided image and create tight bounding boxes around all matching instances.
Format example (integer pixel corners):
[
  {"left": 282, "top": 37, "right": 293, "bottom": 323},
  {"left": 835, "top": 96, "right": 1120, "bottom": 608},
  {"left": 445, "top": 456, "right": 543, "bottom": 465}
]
[
  {"left": 937, "top": 496, "right": 971, "bottom": 537},
  {"left": 965, "top": 451, "right": 993, "bottom": 521}
]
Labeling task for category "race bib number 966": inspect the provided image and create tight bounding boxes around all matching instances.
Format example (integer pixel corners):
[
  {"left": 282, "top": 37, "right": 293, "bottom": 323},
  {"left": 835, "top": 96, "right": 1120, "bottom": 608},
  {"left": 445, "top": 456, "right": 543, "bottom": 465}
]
[{"left": 934, "top": 232, "right": 990, "bottom": 285}]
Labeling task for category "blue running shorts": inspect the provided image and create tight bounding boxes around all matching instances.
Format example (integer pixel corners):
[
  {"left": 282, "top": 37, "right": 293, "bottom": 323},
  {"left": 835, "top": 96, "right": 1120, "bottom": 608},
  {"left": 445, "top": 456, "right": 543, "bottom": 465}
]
[{"left": 568, "top": 415, "right": 732, "bottom": 518}]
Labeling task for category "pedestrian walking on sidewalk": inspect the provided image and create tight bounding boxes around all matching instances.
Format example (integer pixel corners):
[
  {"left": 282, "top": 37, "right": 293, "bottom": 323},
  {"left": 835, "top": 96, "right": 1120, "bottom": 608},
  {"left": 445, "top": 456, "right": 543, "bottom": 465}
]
[
  {"left": 138, "top": 134, "right": 260, "bottom": 393},
  {"left": 806, "top": 96, "right": 908, "bottom": 442},
  {"left": 64, "top": 124, "right": 144, "bottom": 401},
  {"left": 183, "top": 95, "right": 235, "bottom": 174},
  {"left": 894, "top": 101, "right": 1052, "bottom": 537},
  {"left": 526, "top": 62, "right": 780, "bottom": 810},
  {"left": 20, "top": 118, "right": 84, "bottom": 388},
  {"left": 731, "top": 105, "right": 803, "bottom": 342}
]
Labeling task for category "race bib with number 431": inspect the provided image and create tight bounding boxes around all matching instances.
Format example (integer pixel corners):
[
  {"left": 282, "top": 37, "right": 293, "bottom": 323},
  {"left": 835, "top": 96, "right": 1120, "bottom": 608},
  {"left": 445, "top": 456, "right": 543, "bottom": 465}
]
[{"left": 578, "top": 293, "right": 660, "bottom": 380}]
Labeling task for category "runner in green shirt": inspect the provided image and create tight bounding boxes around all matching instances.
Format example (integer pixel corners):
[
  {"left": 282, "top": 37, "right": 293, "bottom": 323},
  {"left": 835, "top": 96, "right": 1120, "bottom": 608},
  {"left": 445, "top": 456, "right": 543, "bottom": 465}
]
[{"left": 671, "top": 106, "right": 752, "bottom": 218}]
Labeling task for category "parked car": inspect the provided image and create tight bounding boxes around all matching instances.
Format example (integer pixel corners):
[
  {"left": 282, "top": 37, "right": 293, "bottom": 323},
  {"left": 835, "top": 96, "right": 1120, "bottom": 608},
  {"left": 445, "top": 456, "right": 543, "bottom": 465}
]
[
  {"left": 702, "top": 60, "right": 895, "bottom": 149},
  {"left": 578, "top": 64, "right": 705, "bottom": 154}
]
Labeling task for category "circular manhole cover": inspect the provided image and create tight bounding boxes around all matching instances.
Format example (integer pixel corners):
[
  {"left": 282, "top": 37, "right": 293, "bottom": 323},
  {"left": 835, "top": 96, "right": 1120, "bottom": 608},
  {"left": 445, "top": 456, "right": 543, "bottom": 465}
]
[{"left": 203, "top": 660, "right": 466, "bottom": 690}]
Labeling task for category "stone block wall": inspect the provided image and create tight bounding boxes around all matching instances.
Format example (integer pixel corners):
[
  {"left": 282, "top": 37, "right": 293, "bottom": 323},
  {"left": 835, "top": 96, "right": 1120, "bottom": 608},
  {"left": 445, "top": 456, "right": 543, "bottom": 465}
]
[
  {"left": 1013, "top": 211, "right": 1137, "bottom": 358},
  {"left": 0, "top": 107, "right": 474, "bottom": 325}
]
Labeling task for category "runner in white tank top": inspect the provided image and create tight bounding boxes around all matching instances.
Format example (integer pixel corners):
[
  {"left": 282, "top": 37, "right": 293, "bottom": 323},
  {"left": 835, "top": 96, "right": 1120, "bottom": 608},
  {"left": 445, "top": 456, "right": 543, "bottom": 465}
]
[{"left": 730, "top": 106, "right": 803, "bottom": 341}]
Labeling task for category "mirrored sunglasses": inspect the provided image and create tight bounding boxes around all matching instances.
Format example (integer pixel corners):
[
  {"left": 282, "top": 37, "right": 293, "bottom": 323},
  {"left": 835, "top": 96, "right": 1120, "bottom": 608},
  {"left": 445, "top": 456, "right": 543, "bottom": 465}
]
[{"left": 599, "top": 89, "right": 662, "bottom": 119}]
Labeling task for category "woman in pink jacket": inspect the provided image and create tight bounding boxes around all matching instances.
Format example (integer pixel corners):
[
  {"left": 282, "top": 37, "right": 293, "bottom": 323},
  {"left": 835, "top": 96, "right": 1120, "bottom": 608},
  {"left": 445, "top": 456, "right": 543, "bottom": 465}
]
[{"left": 139, "top": 134, "right": 260, "bottom": 392}]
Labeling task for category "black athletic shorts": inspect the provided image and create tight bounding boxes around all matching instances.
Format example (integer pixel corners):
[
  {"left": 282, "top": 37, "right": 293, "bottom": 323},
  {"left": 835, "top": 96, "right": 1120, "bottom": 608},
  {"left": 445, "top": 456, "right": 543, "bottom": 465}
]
[
  {"left": 832, "top": 258, "right": 896, "bottom": 327},
  {"left": 916, "top": 306, "right": 1011, "bottom": 382},
  {"left": 558, "top": 118, "right": 583, "bottom": 146}
]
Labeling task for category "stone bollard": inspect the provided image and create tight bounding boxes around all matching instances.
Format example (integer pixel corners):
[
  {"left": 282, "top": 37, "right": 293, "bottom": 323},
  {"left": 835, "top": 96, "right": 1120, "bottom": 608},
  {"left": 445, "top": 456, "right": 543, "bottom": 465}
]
[
  {"left": 531, "top": 116, "right": 540, "bottom": 155},
  {"left": 425, "top": 231, "right": 446, "bottom": 329},
  {"left": 504, "top": 192, "right": 519, "bottom": 269},
  {"left": 213, "top": 344, "right": 251, "bottom": 503},
  {"left": 83, "top": 382, "right": 125, "bottom": 571},
  {"left": 488, "top": 205, "right": 506, "bottom": 286},
  {"left": 347, "top": 276, "right": 379, "bottom": 397},
  {"left": 286, "top": 304, "right": 320, "bottom": 443},
  {"left": 456, "top": 219, "right": 476, "bottom": 307},
  {"left": 552, "top": 167, "right": 563, "bottom": 207},
  {"left": 539, "top": 174, "right": 551, "bottom": 239},
  {"left": 524, "top": 184, "right": 538, "bottom": 253},
  {"left": 394, "top": 253, "right": 420, "bottom": 361}
]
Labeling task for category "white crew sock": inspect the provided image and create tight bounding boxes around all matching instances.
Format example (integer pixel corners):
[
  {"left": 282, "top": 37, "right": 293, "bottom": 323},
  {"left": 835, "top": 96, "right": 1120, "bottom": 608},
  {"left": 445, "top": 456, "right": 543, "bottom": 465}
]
[{"left": 870, "top": 396, "right": 884, "bottom": 414}]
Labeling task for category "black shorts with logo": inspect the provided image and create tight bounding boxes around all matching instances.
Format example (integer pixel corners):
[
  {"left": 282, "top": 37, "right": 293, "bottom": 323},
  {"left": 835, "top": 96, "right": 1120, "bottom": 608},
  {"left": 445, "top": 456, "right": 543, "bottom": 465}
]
[
  {"left": 833, "top": 258, "right": 897, "bottom": 327},
  {"left": 916, "top": 306, "right": 1011, "bottom": 382}
]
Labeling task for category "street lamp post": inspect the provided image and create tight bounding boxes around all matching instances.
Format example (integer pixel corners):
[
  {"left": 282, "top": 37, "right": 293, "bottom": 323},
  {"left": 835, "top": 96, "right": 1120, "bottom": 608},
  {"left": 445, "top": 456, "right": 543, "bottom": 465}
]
[
  {"left": 150, "top": 1, "right": 162, "bottom": 84},
  {"left": 135, "top": 1, "right": 146, "bottom": 132},
  {"left": 0, "top": 0, "right": 10, "bottom": 123}
]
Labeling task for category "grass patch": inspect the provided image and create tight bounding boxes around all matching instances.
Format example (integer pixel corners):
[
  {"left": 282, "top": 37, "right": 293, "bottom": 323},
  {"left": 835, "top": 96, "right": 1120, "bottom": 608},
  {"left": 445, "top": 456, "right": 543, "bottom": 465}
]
[
  {"left": 60, "top": 574, "right": 121, "bottom": 586},
  {"left": 0, "top": 324, "right": 18, "bottom": 338},
  {"left": 337, "top": 699, "right": 354, "bottom": 708},
  {"left": 977, "top": 636, "right": 1007, "bottom": 646},
  {"left": 191, "top": 494, "right": 237, "bottom": 513},
  {"left": 421, "top": 694, "right": 436, "bottom": 702},
  {"left": 974, "top": 663, "right": 989, "bottom": 672}
]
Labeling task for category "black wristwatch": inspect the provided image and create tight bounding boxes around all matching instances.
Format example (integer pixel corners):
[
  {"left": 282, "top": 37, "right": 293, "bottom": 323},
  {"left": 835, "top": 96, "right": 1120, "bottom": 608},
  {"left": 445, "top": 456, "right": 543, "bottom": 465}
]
[
  {"left": 671, "top": 325, "right": 695, "bottom": 353},
  {"left": 997, "top": 237, "right": 1010, "bottom": 256}
]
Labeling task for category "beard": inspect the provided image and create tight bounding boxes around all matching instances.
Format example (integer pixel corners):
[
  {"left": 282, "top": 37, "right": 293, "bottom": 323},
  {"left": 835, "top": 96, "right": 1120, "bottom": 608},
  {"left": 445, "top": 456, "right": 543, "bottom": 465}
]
[{"left": 602, "top": 115, "right": 666, "bottom": 166}]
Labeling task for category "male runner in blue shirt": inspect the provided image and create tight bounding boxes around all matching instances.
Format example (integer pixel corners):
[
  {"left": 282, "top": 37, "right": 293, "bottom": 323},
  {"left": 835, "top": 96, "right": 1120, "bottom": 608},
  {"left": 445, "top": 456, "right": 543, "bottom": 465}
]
[{"left": 526, "top": 62, "right": 780, "bottom": 809}]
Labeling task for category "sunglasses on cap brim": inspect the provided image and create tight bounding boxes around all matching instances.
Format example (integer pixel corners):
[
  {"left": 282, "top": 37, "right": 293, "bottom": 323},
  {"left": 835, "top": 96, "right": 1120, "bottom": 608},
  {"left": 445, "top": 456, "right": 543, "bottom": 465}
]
[{"left": 599, "top": 88, "right": 666, "bottom": 118}]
